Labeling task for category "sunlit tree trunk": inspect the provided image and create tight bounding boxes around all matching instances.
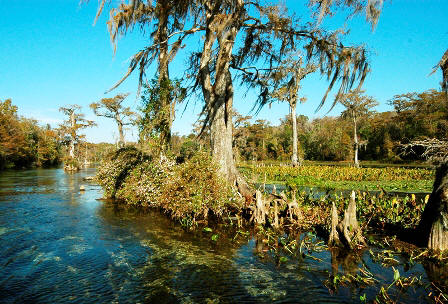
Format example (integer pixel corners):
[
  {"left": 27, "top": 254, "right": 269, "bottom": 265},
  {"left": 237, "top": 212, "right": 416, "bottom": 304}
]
[
  {"left": 290, "top": 101, "right": 299, "bottom": 167},
  {"left": 353, "top": 113, "right": 359, "bottom": 168},
  {"left": 197, "top": 1, "right": 251, "bottom": 201},
  {"left": 69, "top": 111, "right": 75, "bottom": 159},
  {"left": 209, "top": 73, "right": 237, "bottom": 182},
  {"left": 117, "top": 119, "right": 125, "bottom": 148}
]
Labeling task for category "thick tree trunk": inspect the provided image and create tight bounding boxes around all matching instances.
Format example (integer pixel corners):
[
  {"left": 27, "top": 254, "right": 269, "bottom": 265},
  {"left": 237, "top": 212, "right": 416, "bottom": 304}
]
[
  {"left": 209, "top": 83, "right": 237, "bottom": 182},
  {"left": 290, "top": 101, "right": 299, "bottom": 167},
  {"left": 417, "top": 163, "right": 448, "bottom": 251},
  {"left": 329, "top": 191, "right": 366, "bottom": 249},
  {"left": 197, "top": 1, "right": 252, "bottom": 204}
]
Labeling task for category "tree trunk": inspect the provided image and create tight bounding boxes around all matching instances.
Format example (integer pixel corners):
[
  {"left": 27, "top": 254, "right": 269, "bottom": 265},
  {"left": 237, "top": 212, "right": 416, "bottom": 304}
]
[
  {"left": 353, "top": 115, "right": 359, "bottom": 168},
  {"left": 209, "top": 77, "right": 237, "bottom": 183},
  {"left": 329, "top": 191, "right": 366, "bottom": 249},
  {"left": 69, "top": 141, "right": 75, "bottom": 159},
  {"left": 117, "top": 120, "right": 125, "bottom": 148},
  {"left": 329, "top": 201, "right": 342, "bottom": 247},
  {"left": 417, "top": 163, "right": 448, "bottom": 251},
  {"left": 69, "top": 111, "right": 75, "bottom": 158},
  {"left": 157, "top": 2, "right": 171, "bottom": 149},
  {"left": 197, "top": 1, "right": 252, "bottom": 203},
  {"left": 290, "top": 101, "right": 299, "bottom": 167}
]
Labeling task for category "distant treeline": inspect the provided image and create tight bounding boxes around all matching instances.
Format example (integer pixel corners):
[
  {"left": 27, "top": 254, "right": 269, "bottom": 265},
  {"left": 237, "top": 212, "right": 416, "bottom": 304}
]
[
  {"left": 0, "top": 99, "right": 62, "bottom": 169},
  {"left": 3, "top": 88, "right": 446, "bottom": 168},
  {"left": 169, "top": 89, "right": 447, "bottom": 163},
  {"left": 0, "top": 99, "right": 116, "bottom": 170}
]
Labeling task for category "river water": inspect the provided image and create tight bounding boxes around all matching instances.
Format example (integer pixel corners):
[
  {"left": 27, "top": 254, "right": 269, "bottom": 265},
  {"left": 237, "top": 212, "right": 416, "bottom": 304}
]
[{"left": 0, "top": 168, "right": 445, "bottom": 303}]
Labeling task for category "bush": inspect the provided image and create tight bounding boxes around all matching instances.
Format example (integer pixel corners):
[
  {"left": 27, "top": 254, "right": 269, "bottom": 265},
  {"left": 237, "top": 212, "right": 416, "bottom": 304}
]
[
  {"left": 96, "top": 147, "right": 237, "bottom": 225},
  {"left": 63, "top": 157, "right": 80, "bottom": 172},
  {"left": 115, "top": 154, "right": 175, "bottom": 206},
  {"left": 158, "top": 152, "right": 237, "bottom": 222},
  {"left": 96, "top": 146, "right": 149, "bottom": 198}
]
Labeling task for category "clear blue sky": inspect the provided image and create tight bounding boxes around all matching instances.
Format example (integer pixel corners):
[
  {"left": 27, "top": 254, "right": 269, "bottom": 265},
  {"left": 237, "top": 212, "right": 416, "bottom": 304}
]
[{"left": 1, "top": 0, "right": 447, "bottom": 143}]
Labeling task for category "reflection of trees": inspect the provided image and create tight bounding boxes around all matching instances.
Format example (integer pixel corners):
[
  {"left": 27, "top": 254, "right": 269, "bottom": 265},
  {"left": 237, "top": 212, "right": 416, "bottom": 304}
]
[
  {"left": 424, "top": 261, "right": 448, "bottom": 292},
  {"left": 36, "top": 169, "right": 57, "bottom": 191},
  {"left": 330, "top": 248, "right": 364, "bottom": 277}
]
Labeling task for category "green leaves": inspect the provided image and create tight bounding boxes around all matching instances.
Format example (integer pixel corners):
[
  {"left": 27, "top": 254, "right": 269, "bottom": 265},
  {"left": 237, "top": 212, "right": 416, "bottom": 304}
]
[
  {"left": 278, "top": 256, "right": 288, "bottom": 263},
  {"left": 393, "top": 267, "right": 400, "bottom": 282}
]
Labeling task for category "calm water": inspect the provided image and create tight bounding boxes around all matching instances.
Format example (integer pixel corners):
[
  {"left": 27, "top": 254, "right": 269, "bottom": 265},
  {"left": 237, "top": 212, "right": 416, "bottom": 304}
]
[{"left": 0, "top": 168, "right": 444, "bottom": 303}]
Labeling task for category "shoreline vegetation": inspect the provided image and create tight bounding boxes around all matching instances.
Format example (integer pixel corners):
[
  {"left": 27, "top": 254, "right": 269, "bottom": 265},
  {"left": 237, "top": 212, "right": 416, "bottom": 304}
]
[
  {"left": 96, "top": 146, "right": 435, "bottom": 244},
  {"left": 95, "top": 147, "right": 448, "bottom": 301}
]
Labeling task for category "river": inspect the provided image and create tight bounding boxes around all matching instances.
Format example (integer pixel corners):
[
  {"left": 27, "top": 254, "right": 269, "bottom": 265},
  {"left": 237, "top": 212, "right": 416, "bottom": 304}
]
[{"left": 0, "top": 168, "right": 445, "bottom": 303}]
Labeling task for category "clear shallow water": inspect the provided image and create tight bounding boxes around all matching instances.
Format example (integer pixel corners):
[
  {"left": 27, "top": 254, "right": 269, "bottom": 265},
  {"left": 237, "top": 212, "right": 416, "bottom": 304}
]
[{"left": 0, "top": 168, "right": 444, "bottom": 303}]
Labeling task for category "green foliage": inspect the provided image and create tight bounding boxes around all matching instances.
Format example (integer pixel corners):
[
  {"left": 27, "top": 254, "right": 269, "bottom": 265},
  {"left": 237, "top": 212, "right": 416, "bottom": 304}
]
[
  {"left": 159, "top": 152, "right": 236, "bottom": 222},
  {"left": 179, "top": 139, "right": 202, "bottom": 161},
  {"left": 249, "top": 165, "right": 433, "bottom": 182},
  {"left": 62, "top": 156, "right": 80, "bottom": 171},
  {"left": 97, "top": 149, "right": 237, "bottom": 225},
  {"left": 356, "top": 192, "right": 427, "bottom": 229},
  {"left": 286, "top": 177, "right": 432, "bottom": 193},
  {"left": 245, "top": 164, "right": 433, "bottom": 192},
  {"left": 231, "top": 89, "right": 447, "bottom": 163},
  {"left": 289, "top": 189, "right": 429, "bottom": 230},
  {"left": 96, "top": 146, "right": 149, "bottom": 198},
  {"left": 115, "top": 155, "right": 175, "bottom": 206},
  {"left": 138, "top": 78, "right": 186, "bottom": 148}
]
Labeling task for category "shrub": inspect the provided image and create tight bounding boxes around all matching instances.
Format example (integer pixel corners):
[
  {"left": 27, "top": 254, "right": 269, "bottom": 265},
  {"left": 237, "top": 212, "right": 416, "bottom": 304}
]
[
  {"left": 158, "top": 152, "right": 237, "bottom": 223},
  {"left": 63, "top": 156, "right": 80, "bottom": 172},
  {"left": 96, "top": 147, "right": 237, "bottom": 225},
  {"left": 115, "top": 154, "right": 175, "bottom": 206},
  {"left": 96, "top": 146, "right": 149, "bottom": 198}
]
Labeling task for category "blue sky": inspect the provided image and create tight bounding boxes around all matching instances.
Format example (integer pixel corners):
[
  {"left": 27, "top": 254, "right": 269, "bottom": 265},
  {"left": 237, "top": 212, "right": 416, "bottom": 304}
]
[{"left": 1, "top": 0, "right": 447, "bottom": 143}]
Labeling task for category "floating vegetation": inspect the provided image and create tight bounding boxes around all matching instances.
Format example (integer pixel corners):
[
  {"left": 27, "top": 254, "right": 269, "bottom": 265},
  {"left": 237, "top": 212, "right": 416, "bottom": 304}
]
[
  {"left": 241, "top": 164, "right": 434, "bottom": 192},
  {"left": 245, "top": 164, "right": 434, "bottom": 182}
]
